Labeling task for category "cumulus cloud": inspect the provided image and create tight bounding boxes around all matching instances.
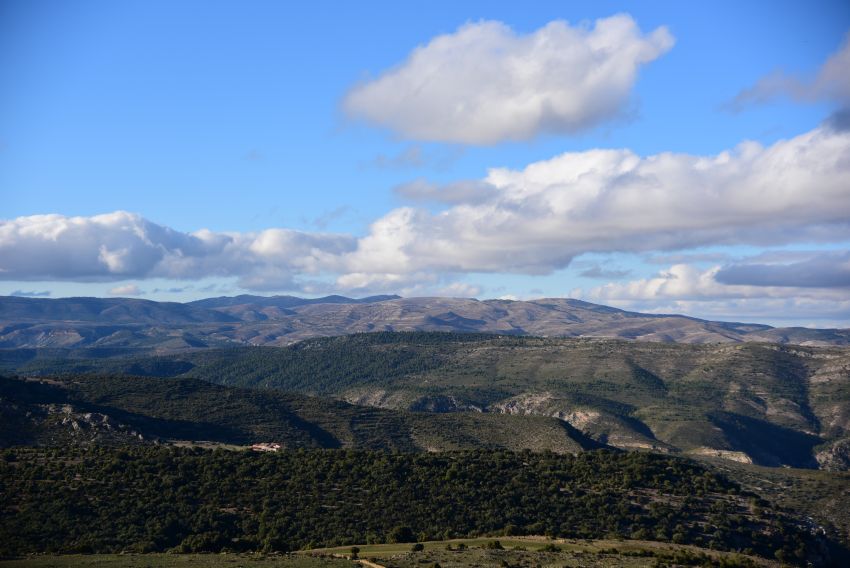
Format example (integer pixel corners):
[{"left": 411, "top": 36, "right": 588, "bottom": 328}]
[
  {"left": 587, "top": 264, "right": 849, "bottom": 303},
  {"left": 2, "top": 126, "right": 849, "bottom": 297},
  {"left": 0, "top": 211, "right": 356, "bottom": 291},
  {"left": 435, "top": 282, "right": 482, "bottom": 298},
  {"left": 344, "top": 15, "right": 674, "bottom": 144},
  {"left": 728, "top": 32, "right": 850, "bottom": 115},
  {"left": 578, "top": 262, "right": 850, "bottom": 326},
  {"left": 348, "top": 125, "right": 850, "bottom": 276},
  {"left": 108, "top": 284, "right": 144, "bottom": 296}
]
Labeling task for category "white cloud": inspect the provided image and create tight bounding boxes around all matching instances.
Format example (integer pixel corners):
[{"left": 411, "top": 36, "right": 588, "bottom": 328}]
[
  {"left": 108, "top": 284, "right": 144, "bottom": 296},
  {"left": 344, "top": 125, "right": 850, "bottom": 276},
  {"left": 344, "top": 15, "right": 673, "bottom": 144},
  {"left": 0, "top": 211, "right": 356, "bottom": 291},
  {"left": 435, "top": 282, "right": 482, "bottom": 298},
  {"left": 588, "top": 264, "right": 846, "bottom": 302},
  {"left": 335, "top": 271, "right": 438, "bottom": 293},
  {"left": 2, "top": 126, "right": 849, "bottom": 302},
  {"left": 577, "top": 263, "right": 850, "bottom": 327},
  {"left": 582, "top": 262, "right": 850, "bottom": 314}
]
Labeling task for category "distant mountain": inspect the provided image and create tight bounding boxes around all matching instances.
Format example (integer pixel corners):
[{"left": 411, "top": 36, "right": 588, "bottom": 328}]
[
  {"left": 187, "top": 293, "right": 401, "bottom": 309},
  {"left": 1, "top": 294, "right": 848, "bottom": 348}
]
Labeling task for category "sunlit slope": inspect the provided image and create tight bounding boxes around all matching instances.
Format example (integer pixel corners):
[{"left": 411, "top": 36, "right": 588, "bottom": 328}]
[
  {"left": 3, "top": 295, "right": 849, "bottom": 348},
  {"left": 4, "top": 332, "right": 849, "bottom": 468},
  {"left": 174, "top": 334, "right": 850, "bottom": 468}
]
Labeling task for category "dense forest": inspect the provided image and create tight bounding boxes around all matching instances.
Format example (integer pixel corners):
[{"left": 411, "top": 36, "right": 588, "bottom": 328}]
[{"left": 0, "top": 447, "right": 834, "bottom": 565}]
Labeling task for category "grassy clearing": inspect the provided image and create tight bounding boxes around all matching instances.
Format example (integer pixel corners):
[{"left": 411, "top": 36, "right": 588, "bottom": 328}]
[
  {"left": 0, "top": 538, "right": 780, "bottom": 568},
  {"left": 305, "top": 536, "right": 776, "bottom": 567},
  {"left": 0, "top": 553, "right": 352, "bottom": 568}
]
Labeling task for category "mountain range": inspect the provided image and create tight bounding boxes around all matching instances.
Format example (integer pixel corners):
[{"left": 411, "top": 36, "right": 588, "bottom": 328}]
[
  {"left": 2, "top": 294, "right": 849, "bottom": 349},
  {"left": 3, "top": 330, "right": 849, "bottom": 471},
  {"left": 2, "top": 293, "right": 849, "bottom": 546}
]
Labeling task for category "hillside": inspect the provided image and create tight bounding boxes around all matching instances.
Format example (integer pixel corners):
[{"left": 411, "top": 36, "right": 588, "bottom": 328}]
[
  {"left": 0, "top": 374, "right": 593, "bottom": 454},
  {"left": 2, "top": 295, "right": 848, "bottom": 349},
  {"left": 0, "top": 446, "right": 834, "bottom": 564},
  {"left": 7, "top": 332, "right": 847, "bottom": 469}
]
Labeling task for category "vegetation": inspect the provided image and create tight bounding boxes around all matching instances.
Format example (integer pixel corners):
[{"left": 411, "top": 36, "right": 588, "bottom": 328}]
[
  {"left": 0, "top": 554, "right": 352, "bottom": 567},
  {"left": 2, "top": 333, "right": 848, "bottom": 565},
  {"left": 0, "top": 446, "right": 836, "bottom": 560},
  {"left": 4, "top": 332, "right": 848, "bottom": 469},
  {"left": 0, "top": 447, "right": 830, "bottom": 564},
  {"left": 0, "top": 375, "right": 590, "bottom": 453},
  {"left": 310, "top": 537, "right": 780, "bottom": 567},
  {"left": 701, "top": 457, "right": 850, "bottom": 554}
]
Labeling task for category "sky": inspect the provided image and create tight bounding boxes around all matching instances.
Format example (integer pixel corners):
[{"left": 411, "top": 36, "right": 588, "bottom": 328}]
[{"left": 1, "top": 0, "right": 849, "bottom": 327}]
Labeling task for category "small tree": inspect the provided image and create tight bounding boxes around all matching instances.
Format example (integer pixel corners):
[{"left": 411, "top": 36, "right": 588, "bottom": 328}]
[
  {"left": 389, "top": 526, "right": 416, "bottom": 544},
  {"left": 350, "top": 546, "right": 360, "bottom": 559},
  {"left": 411, "top": 543, "right": 424, "bottom": 552}
]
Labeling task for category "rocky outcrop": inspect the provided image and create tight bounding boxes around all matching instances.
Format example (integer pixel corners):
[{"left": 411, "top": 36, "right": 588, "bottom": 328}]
[{"left": 816, "top": 438, "right": 850, "bottom": 471}]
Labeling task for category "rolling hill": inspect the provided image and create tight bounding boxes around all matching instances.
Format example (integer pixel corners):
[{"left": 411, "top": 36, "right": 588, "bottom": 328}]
[
  {"left": 0, "top": 373, "right": 595, "bottom": 454},
  {"left": 5, "top": 332, "right": 850, "bottom": 470}
]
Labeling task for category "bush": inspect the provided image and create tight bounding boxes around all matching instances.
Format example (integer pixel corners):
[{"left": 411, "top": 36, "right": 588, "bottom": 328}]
[{"left": 389, "top": 526, "right": 416, "bottom": 544}]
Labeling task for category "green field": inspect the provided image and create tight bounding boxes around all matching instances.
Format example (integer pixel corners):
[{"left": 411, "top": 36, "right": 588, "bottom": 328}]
[
  {"left": 308, "top": 536, "right": 775, "bottom": 566},
  {"left": 0, "top": 537, "right": 776, "bottom": 568},
  {"left": 0, "top": 554, "right": 351, "bottom": 568}
]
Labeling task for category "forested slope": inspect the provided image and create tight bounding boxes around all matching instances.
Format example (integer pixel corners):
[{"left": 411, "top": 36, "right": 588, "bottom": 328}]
[
  {"left": 7, "top": 333, "right": 846, "bottom": 469},
  {"left": 0, "top": 374, "right": 593, "bottom": 453},
  {"left": 0, "top": 447, "right": 836, "bottom": 565}
]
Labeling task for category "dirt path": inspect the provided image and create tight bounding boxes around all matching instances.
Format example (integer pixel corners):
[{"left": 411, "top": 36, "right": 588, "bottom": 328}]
[{"left": 329, "top": 553, "right": 386, "bottom": 568}]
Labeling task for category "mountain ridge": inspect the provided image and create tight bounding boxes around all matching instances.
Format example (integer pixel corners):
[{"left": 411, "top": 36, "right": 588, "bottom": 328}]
[{"left": 1, "top": 294, "right": 847, "bottom": 348}]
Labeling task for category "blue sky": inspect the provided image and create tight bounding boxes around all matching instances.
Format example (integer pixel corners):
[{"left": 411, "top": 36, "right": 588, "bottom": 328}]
[{"left": 1, "top": 0, "right": 849, "bottom": 327}]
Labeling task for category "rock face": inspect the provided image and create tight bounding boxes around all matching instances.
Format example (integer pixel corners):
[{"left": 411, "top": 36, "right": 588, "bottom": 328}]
[
  {"left": 2, "top": 295, "right": 849, "bottom": 349},
  {"left": 688, "top": 447, "right": 754, "bottom": 464},
  {"left": 490, "top": 393, "right": 668, "bottom": 451},
  {"left": 0, "top": 397, "right": 149, "bottom": 447},
  {"left": 816, "top": 438, "right": 850, "bottom": 471}
]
